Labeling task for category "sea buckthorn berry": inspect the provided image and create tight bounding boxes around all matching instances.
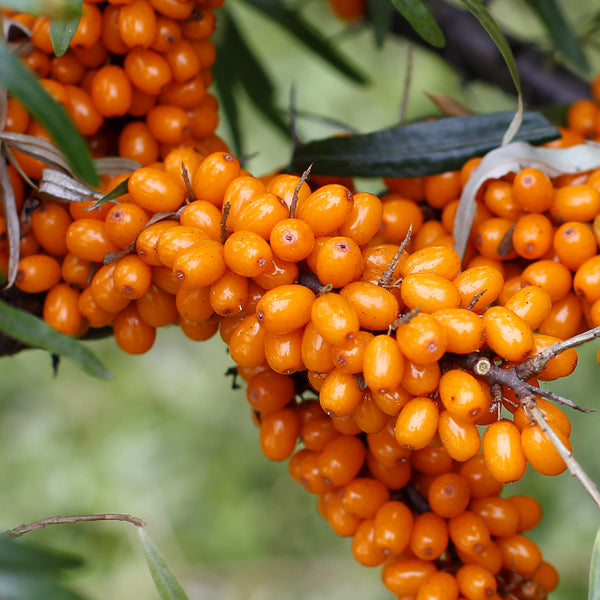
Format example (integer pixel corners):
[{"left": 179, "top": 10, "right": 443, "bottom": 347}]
[
  {"left": 474, "top": 217, "right": 518, "bottom": 261},
  {"left": 574, "top": 254, "right": 600, "bottom": 302},
  {"left": 78, "top": 285, "right": 115, "bottom": 328},
  {"left": 326, "top": 491, "right": 362, "bottom": 536},
  {"left": 164, "top": 38, "right": 201, "bottom": 82},
  {"left": 521, "top": 423, "right": 570, "bottom": 476},
  {"left": 552, "top": 184, "right": 600, "bottom": 222},
  {"left": 61, "top": 253, "right": 92, "bottom": 289},
  {"left": 296, "top": 184, "right": 353, "bottom": 237},
  {"left": 269, "top": 218, "right": 315, "bottom": 262},
  {"left": 366, "top": 448, "right": 412, "bottom": 489},
  {"left": 522, "top": 259, "right": 572, "bottom": 303},
  {"left": 396, "top": 313, "right": 447, "bottom": 365},
  {"left": 512, "top": 213, "right": 553, "bottom": 259},
  {"left": 173, "top": 240, "right": 227, "bottom": 288},
  {"left": 64, "top": 85, "right": 103, "bottom": 136},
  {"left": 411, "top": 446, "right": 453, "bottom": 475},
  {"left": 318, "top": 435, "right": 366, "bottom": 487},
  {"left": 401, "top": 273, "right": 460, "bottom": 313},
  {"left": 231, "top": 192, "right": 289, "bottom": 241},
  {"left": 448, "top": 511, "right": 491, "bottom": 557},
  {"left": 508, "top": 494, "right": 542, "bottom": 532},
  {"left": 191, "top": 152, "right": 240, "bottom": 207},
  {"left": 65, "top": 219, "right": 119, "bottom": 263},
  {"left": 135, "top": 220, "right": 178, "bottom": 265},
  {"left": 533, "top": 561, "right": 559, "bottom": 593},
  {"left": 459, "top": 454, "right": 503, "bottom": 498},
  {"left": 553, "top": 222, "right": 597, "bottom": 271},
  {"left": 416, "top": 571, "right": 459, "bottom": 600},
  {"left": 469, "top": 496, "right": 520, "bottom": 538},
  {"left": 319, "top": 369, "right": 363, "bottom": 417},
  {"left": 156, "top": 226, "right": 208, "bottom": 269},
  {"left": 373, "top": 500, "right": 413, "bottom": 556},
  {"left": 163, "top": 148, "right": 203, "bottom": 190},
  {"left": 394, "top": 397, "right": 439, "bottom": 450},
  {"left": 150, "top": 14, "right": 182, "bottom": 52},
  {"left": 124, "top": 48, "right": 172, "bottom": 95},
  {"left": 453, "top": 265, "right": 504, "bottom": 313},
  {"left": 137, "top": 283, "right": 178, "bottom": 326},
  {"left": 483, "top": 179, "right": 523, "bottom": 220},
  {"left": 567, "top": 98, "right": 598, "bottom": 135},
  {"left": 383, "top": 176, "right": 424, "bottom": 199},
  {"left": 380, "top": 197, "right": 424, "bottom": 244},
  {"left": 50, "top": 50, "right": 85, "bottom": 85},
  {"left": 482, "top": 419, "right": 527, "bottom": 483},
  {"left": 424, "top": 170, "right": 461, "bottom": 209},
  {"left": 128, "top": 167, "right": 185, "bottom": 213},
  {"left": 118, "top": 121, "right": 159, "bottom": 165},
  {"left": 382, "top": 557, "right": 438, "bottom": 595},
  {"left": 118, "top": 0, "right": 157, "bottom": 48},
  {"left": 264, "top": 328, "right": 304, "bottom": 374},
  {"left": 114, "top": 254, "right": 152, "bottom": 299},
  {"left": 43, "top": 283, "right": 83, "bottom": 336},
  {"left": 400, "top": 246, "right": 462, "bottom": 280},
  {"left": 409, "top": 511, "right": 448, "bottom": 561},
  {"left": 5, "top": 97, "right": 29, "bottom": 133},
  {"left": 367, "top": 420, "right": 411, "bottom": 468},
  {"left": 411, "top": 221, "right": 447, "bottom": 251},
  {"left": 31, "top": 202, "right": 72, "bottom": 257},
  {"left": 315, "top": 236, "right": 364, "bottom": 288},
  {"left": 513, "top": 168, "right": 554, "bottom": 213},
  {"left": 497, "top": 534, "right": 543, "bottom": 575},
  {"left": 301, "top": 321, "right": 335, "bottom": 373},
  {"left": 208, "top": 270, "right": 248, "bottom": 316},
  {"left": 431, "top": 308, "right": 484, "bottom": 354},
  {"left": 513, "top": 399, "right": 571, "bottom": 438},
  {"left": 264, "top": 173, "right": 309, "bottom": 208},
  {"left": 340, "top": 281, "right": 399, "bottom": 331},
  {"left": 158, "top": 73, "right": 207, "bottom": 110},
  {"left": 310, "top": 293, "right": 359, "bottom": 346},
  {"left": 438, "top": 410, "right": 481, "bottom": 462},
  {"left": 229, "top": 314, "right": 267, "bottom": 368},
  {"left": 175, "top": 285, "right": 212, "bottom": 322},
  {"left": 483, "top": 306, "right": 534, "bottom": 362},
  {"left": 179, "top": 200, "right": 221, "bottom": 241},
  {"left": 531, "top": 333, "right": 578, "bottom": 380},
  {"left": 105, "top": 202, "right": 149, "bottom": 249},
  {"left": 113, "top": 303, "right": 156, "bottom": 354},
  {"left": 352, "top": 518, "right": 388, "bottom": 567},
  {"left": 539, "top": 292, "right": 582, "bottom": 339},
  {"left": 401, "top": 359, "right": 440, "bottom": 396},
  {"left": 455, "top": 564, "right": 498, "bottom": 600},
  {"left": 295, "top": 450, "right": 332, "bottom": 494},
  {"left": 301, "top": 417, "right": 339, "bottom": 452},
  {"left": 370, "top": 385, "right": 412, "bottom": 417},
  {"left": 331, "top": 330, "right": 373, "bottom": 374},
  {"left": 69, "top": 2, "right": 102, "bottom": 48},
  {"left": 90, "top": 263, "right": 131, "bottom": 313},
  {"left": 503, "top": 285, "right": 553, "bottom": 331},
  {"left": 363, "top": 335, "right": 405, "bottom": 392},
  {"left": 259, "top": 407, "right": 300, "bottom": 462},
  {"left": 352, "top": 391, "right": 388, "bottom": 433},
  {"left": 427, "top": 472, "right": 470, "bottom": 519},
  {"left": 146, "top": 104, "right": 190, "bottom": 145},
  {"left": 338, "top": 191, "right": 383, "bottom": 245},
  {"left": 223, "top": 230, "right": 273, "bottom": 278},
  {"left": 90, "top": 65, "right": 132, "bottom": 117},
  {"left": 341, "top": 478, "right": 390, "bottom": 519},
  {"left": 331, "top": 413, "right": 363, "bottom": 436},
  {"left": 179, "top": 315, "right": 219, "bottom": 341}
]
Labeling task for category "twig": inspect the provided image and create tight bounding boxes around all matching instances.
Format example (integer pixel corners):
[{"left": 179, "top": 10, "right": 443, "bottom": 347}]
[
  {"left": 181, "top": 163, "right": 194, "bottom": 204},
  {"left": 289, "top": 164, "right": 312, "bottom": 219},
  {"left": 522, "top": 381, "right": 594, "bottom": 413},
  {"left": 220, "top": 201, "right": 231, "bottom": 244},
  {"left": 4, "top": 513, "right": 146, "bottom": 538},
  {"left": 379, "top": 225, "right": 412, "bottom": 289}
]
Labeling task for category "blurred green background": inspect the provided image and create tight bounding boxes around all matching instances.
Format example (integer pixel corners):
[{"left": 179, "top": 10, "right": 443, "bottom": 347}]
[{"left": 3, "top": 0, "right": 600, "bottom": 598}]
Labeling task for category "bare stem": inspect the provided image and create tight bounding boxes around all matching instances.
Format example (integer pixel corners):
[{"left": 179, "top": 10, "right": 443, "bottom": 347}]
[
  {"left": 289, "top": 164, "right": 312, "bottom": 219},
  {"left": 4, "top": 514, "right": 146, "bottom": 538},
  {"left": 181, "top": 162, "right": 194, "bottom": 204},
  {"left": 220, "top": 201, "right": 231, "bottom": 244},
  {"left": 379, "top": 225, "right": 412, "bottom": 289}
]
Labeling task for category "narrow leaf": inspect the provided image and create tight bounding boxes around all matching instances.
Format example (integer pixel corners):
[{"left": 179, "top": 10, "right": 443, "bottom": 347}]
[
  {"left": 366, "top": 0, "right": 395, "bottom": 47},
  {"left": 0, "top": 0, "right": 81, "bottom": 19},
  {"left": 425, "top": 92, "right": 473, "bottom": 116},
  {"left": 0, "top": 571, "right": 85, "bottom": 600},
  {"left": 93, "top": 157, "right": 140, "bottom": 175},
  {"left": 290, "top": 111, "right": 559, "bottom": 178},
  {"left": 37, "top": 169, "right": 103, "bottom": 204},
  {"left": 137, "top": 528, "right": 190, "bottom": 600},
  {"left": 50, "top": 0, "right": 83, "bottom": 57},
  {"left": 0, "top": 538, "right": 82, "bottom": 571},
  {"left": 0, "top": 41, "right": 98, "bottom": 186},
  {"left": 454, "top": 141, "right": 600, "bottom": 259},
  {"left": 590, "top": 523, "right": 600, "bottom": 600},
  {"left": 524, "top": 0, "right": 590, "bottom": 74},
  {"left": 0, "top": 300, "right": 112, "bottom": 380},
  {"left": 389, "top": 0, "right": 445, "bottom": 48},
  {"left": 242, "top": 0, "right": 368, "bottom": 84},
  {"left": 87, "top": 178, "right": 129, "bottom": 211},
  {"left": 0, "top": 156, "right": 20, "bottom": 288}
]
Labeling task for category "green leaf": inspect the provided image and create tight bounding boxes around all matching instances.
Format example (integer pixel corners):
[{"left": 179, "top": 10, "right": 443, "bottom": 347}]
[
  {"left": 366, "top": 0, "right": 395, "bottom": 48},
  {"left": 242, "top": 0, "right": 368, "bottom": 85},
  {"left": 0, "top": 538, "right": 82, "bottom": 571},
  {"left": 389, "top": 0, "right": 445, "bottom": 48},
  {"left": 0, "top": 300, "right": 112, "bottom": 380},
  {"left": 589, "top": 523, "right": 600, "bottom": 600},
  {"left": 138, "top": 528, "right": 190, "bottom": 600},
  {"left": 0, "top": 571, "right": 85, "bottom": 600},
  {"left": 87, "top": 177, "right": 129, "bottom": 211},
  {"left": 523, "top": 0, "right": 590, "bottom": 74},
  {"left": 50, "top": 0, "right": 83, "bottom": 57},
  {"left": 0, "top": 0, "right": 81, "bottom": 19},
  {"left": 0, "top": 41, "right": 98, "bottom": 187},
  {"left": 290, "top": 111, "right": 559, "bottom": 178}
]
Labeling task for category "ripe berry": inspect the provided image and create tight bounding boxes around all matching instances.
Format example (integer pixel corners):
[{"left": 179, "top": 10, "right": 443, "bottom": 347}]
[
  {"left": 395, "top": 397, "right": 439, "bottom": 450},
  {"left": 318, "top": 369, "right": 363, "bottom": 417},
  {"left": 373, "top": 500, "right": 413, "bottom": 556},
  {"left": 255, "top": 284, "right": 315, "bottom": 334},
  {"left": 113, "top": 302, "right": 156, "bottom": 354},
  {"left": 15, "top": 254, "right": 62, "bottom": 293},
  {"left": 512, "top": 168, "right": 554, "bottom": 213},
  {"left": 396, "top": 313, "right": 447, "bottom": 365},
  {"left": 340, "top": 281, "right": 399, "bottom": 331},
  {"left": 437, "top": 410, "right": 481, "bottom": 462},
  {"left": 318, "top": 434, "right": 366, "bottom": 487},
  {"left": 363, "top": 334, "right": 405, "bottom": 392},
  {"left": 43, "top": 283, "right": 83, "bottom": 336},
  {"left": 128, "top": 167, "right": 186, "bottom": 213},
  {"left": 482, "top": 419, "right": 527, "bottom": 483},
  {"left": 310, "top": 293, "right": 360, "bottom": 346},
  {"left": 259, "top": 407, "right": 300, "bottom": 461},
  {"left": 223, "top": 230, "right": 273, "bottom": 278}
]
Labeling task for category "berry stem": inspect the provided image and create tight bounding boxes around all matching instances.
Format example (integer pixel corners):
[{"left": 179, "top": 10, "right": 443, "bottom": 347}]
[
  {"left": 289, "top": 164, "right": 312, "bottom": 219},
  {"left": 378, "top": 225, "right": 412, "bottom": 289}
]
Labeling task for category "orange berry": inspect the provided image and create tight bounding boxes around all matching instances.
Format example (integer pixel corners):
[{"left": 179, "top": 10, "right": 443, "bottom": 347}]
[
  {"left": 91, "top": 65, "right": 132, "bottom": 117},
  {"left": 497, "top": 534, "right": 543, "bottom": 575},
  {"left": 396, "top": 313, "right": 447, "bottom": 365},
  {"left": 331, "top": 330, "right": 373, "bottom": 374},
  {"left": 175, "top": 285, "right": 212, "bottom": 323},
  {"left": 146, "top": 104, "right": 190, "bottom": 145},
  {"left": 400, "top": 245, "right": 461, "bottom": 280},
  {"left": 380, "top": 197, "right": 423, "bottom": 244},
  {"left": 301, "top": 320, "right": 335, "bottom": 373},
  {"left": 503, "top": 285, "right": 553, "bottom": 331},
  {"left": 31, "top": 202, "right": 72, "bottom": 257},
  {"left": 310, "top": 293, "right": 359, "bottom": 346},
  {"left": 521, "top": 423, "right": 570, "bottom": 476},
  {"left": 156, "top": 225, "right": 208, "bottom": 269},
  {"left": 574, "top": 254, "right": 600, "bottom": 302},
  {"left": 521, "top": 259, "right": 572, "bottom": 303},
  {"left": 448, "top": 510, "right": 491, "bottom": 557},
  {"left": 482, "top": 419, "right": 527, "bottom": 483},
  {"left": 191, "top": 152, "right": 240, "bottom": 207},
  {"left": 483, "top": 179, "right": 523, "bottom": 220},
  {"left": 539, "top": 292, "right": 583, "bottom": 339},
  {"left": 173, "top": 240, "right": 226, "bottom": 288},
  {"left": 554, "top": 221, "right": 597, "bottom": 272},
  {"left": 469, "top": 496, "right": 520, "bottom": 538},
  {"left": 483, "top": 306, "right": 534, "bottom": 362},
  {"left": 113, "top": 302, "right": 156, "bottom": 354},
  {"left": 363, "top": 334, "right": 405, "bottom": 392},
  {"left": 318, "top": 369, "right": 363, "bottom": 417},
  {"left": 264, "top": 328, "right": 304, "bottom": 374},
  {"left": 118, "top": 121, "right": 159, "bottom": 165},
  {"left": 458, "top": 454, "right": 504, "bottom": 499},
  {"left": 474, "top": 217, "right": 517, "bottom": 261},
  {"left": 382, "top": 557, "right": 438, "bottom": 596},
  {"left": 401, "top": 359, "right": 440, "bottom": 396},
  {"left": 410, "top": 511, "right": 448, "bottom": 561},
  {"left": 511, "top": 213, "right": 553, "bottom": 260},
  {"left": 128, "top": 167, "right": 186, "bottom": 213},
  {"left": 137, "top": 283, "right": 178, "bottom": 326},
  {"left": 394, "top": 397, "right": 439, "bottom": 450},
  {"left": 269, "top": 218, "right": 315, "bottom": 262},
  {"left": 512, "top": 168, "right": 554, "bottom": 213},
  {"left": 455, "top": 564, "right": 498, "bottom": 600},
  {"left": 338, "top": 191, "right": 383, "bottom": 245},
  {"left": 431, "top": 308, "right": 484, "bottom": 354},
  {"left": 296, "top": 184, "right": 354, "bottom": 237},
  {"left": 318, "top": 435, "right": 366, "bottom": 487},
  {"left": 366, "top": 448, "right": 412, "bottom": 490},
  {"left": 427, "top": 472, "right": 470, "bottom": 519},
  {"left": 70, "top": 3, "right": 102, "bottom": 48},
  {"left": 259, "top": 407, "right": 300, "bottom": 461},
  {"left": 43, "top": 283, "right": 83, "bottom": 336},
  {"left": 325, "top": 490, "right": 362, "bottom": 535},
  {"left": 533, "top": 561, "right": 559, "bottom": 593},
  {"left": 105, "top": 202, "right": 149, "bottom": 249},
  {"left": 416, "top": 571, "right": 459, "bottom": 600},
  {"left": 64, "top": 85, "right": 103, "bottom": 136},
  {"left": 552, "top": 183, "right": 600, "bottom": 222},
  {"left": 61, "top": 253, "right": 92, "bottom": 289},
  {"left": 366, "top": 419, "right": 411, "bottom": 468},
  {"left": 453, "top": 265, "right": 504, "bottom": 313},
  {"left": 352, "top": 391, "right": 389, "bottom": 433},
  {"left": 424, "top": 170, "right": 461, "bottom": 209},
  {"left": 340, "top": 281, "right": 399, "bottom": 331},
  {"left": 14, "top": 254, "right": 60, "bottom": 293},
  {"left": 531, "top": 333, "right": 578, "bottom": 381},
  {"left": 373, "top": 500, "right": 413, "bottom": 556},
  {"left": 437, "top": 410, "right": 481, "bottom": 462},
  {"left": 401, "top": 272, "right": 461, "bottom": 313},
  {"left": 315, "top": 236, "right": 364, "bottom": 288},
  {"left": 113, "top": 254, "right": 152, "bottom": 299},
  {"left": 352, "top": 518, "right": 388, "bottom": 567},
  {"left": 341, "top": 477, "right": 390, "bottom": 519},
  {"left": 124, "top": 48, "right": 172, "bottom": 95},
  {"left": 208, "top": 270, "right": 248, "bottom": 317},
  {"left": 228, "top": 314, "right": 267, "bottom": 368},
  {"left": 223, "top": 230, "right": 273, "bottom": 278}
]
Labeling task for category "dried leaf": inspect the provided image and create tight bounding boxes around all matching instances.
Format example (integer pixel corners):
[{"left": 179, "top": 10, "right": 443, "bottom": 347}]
[
  {"left": 0, "top": 131, "right": 72, "bottom": 174},
  {"left": 0, "top": 156, "right": 20, "bottom": 288},
  {"left": 425, "top": 92, "right": 473, "bottom": 117},
  {"left": 37, "top": 169, "right": 102, "bottom": 204},
  {"left": 454, "top": 141, "right": 600, "bottom": 259},
  {"left": 93, "top": 157, "right": 140, "bottom": 175}
]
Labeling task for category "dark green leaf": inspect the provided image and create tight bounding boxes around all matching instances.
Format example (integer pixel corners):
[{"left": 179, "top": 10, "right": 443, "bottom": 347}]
[
  {"left": 290, "top": 111, "right": 559, "bottom": 178},
  {"left": 0, "top": 571, "right": 85, "bottom": 600},
  {"left": 241, "top": 0, "right": 368, "bottom": 85},
  {"left": 524, "top": 0, "right": 590, "bottom": 74},
  {"left": 0, "top": 0, "right": 81, "bottom": 19},
  {"left": 0, "top": 41, "right": 98, "bottom": 187},
  {"left": 389, "top": 0, "right": 445, "bottom": 48},
  {"left": 138, "top": 528, "right": 190, "bottom": 600},
  {"left": 87, "top": 177, "right": 129, "bottom": 211},
  {"left": 0, "top": 300, "right": 112, "bottom": 380},
  {"left": 366, "top": 0, "right": 395, "bottom": 48},
  {"left": 589, "top": 523, "right": 600, "bottom": 600},
  {"left": 0, "top": 538, "right": 82, "bottom": 571},
  {"left": 50, "top": 1, "right": 83, "bottom": 57}
]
